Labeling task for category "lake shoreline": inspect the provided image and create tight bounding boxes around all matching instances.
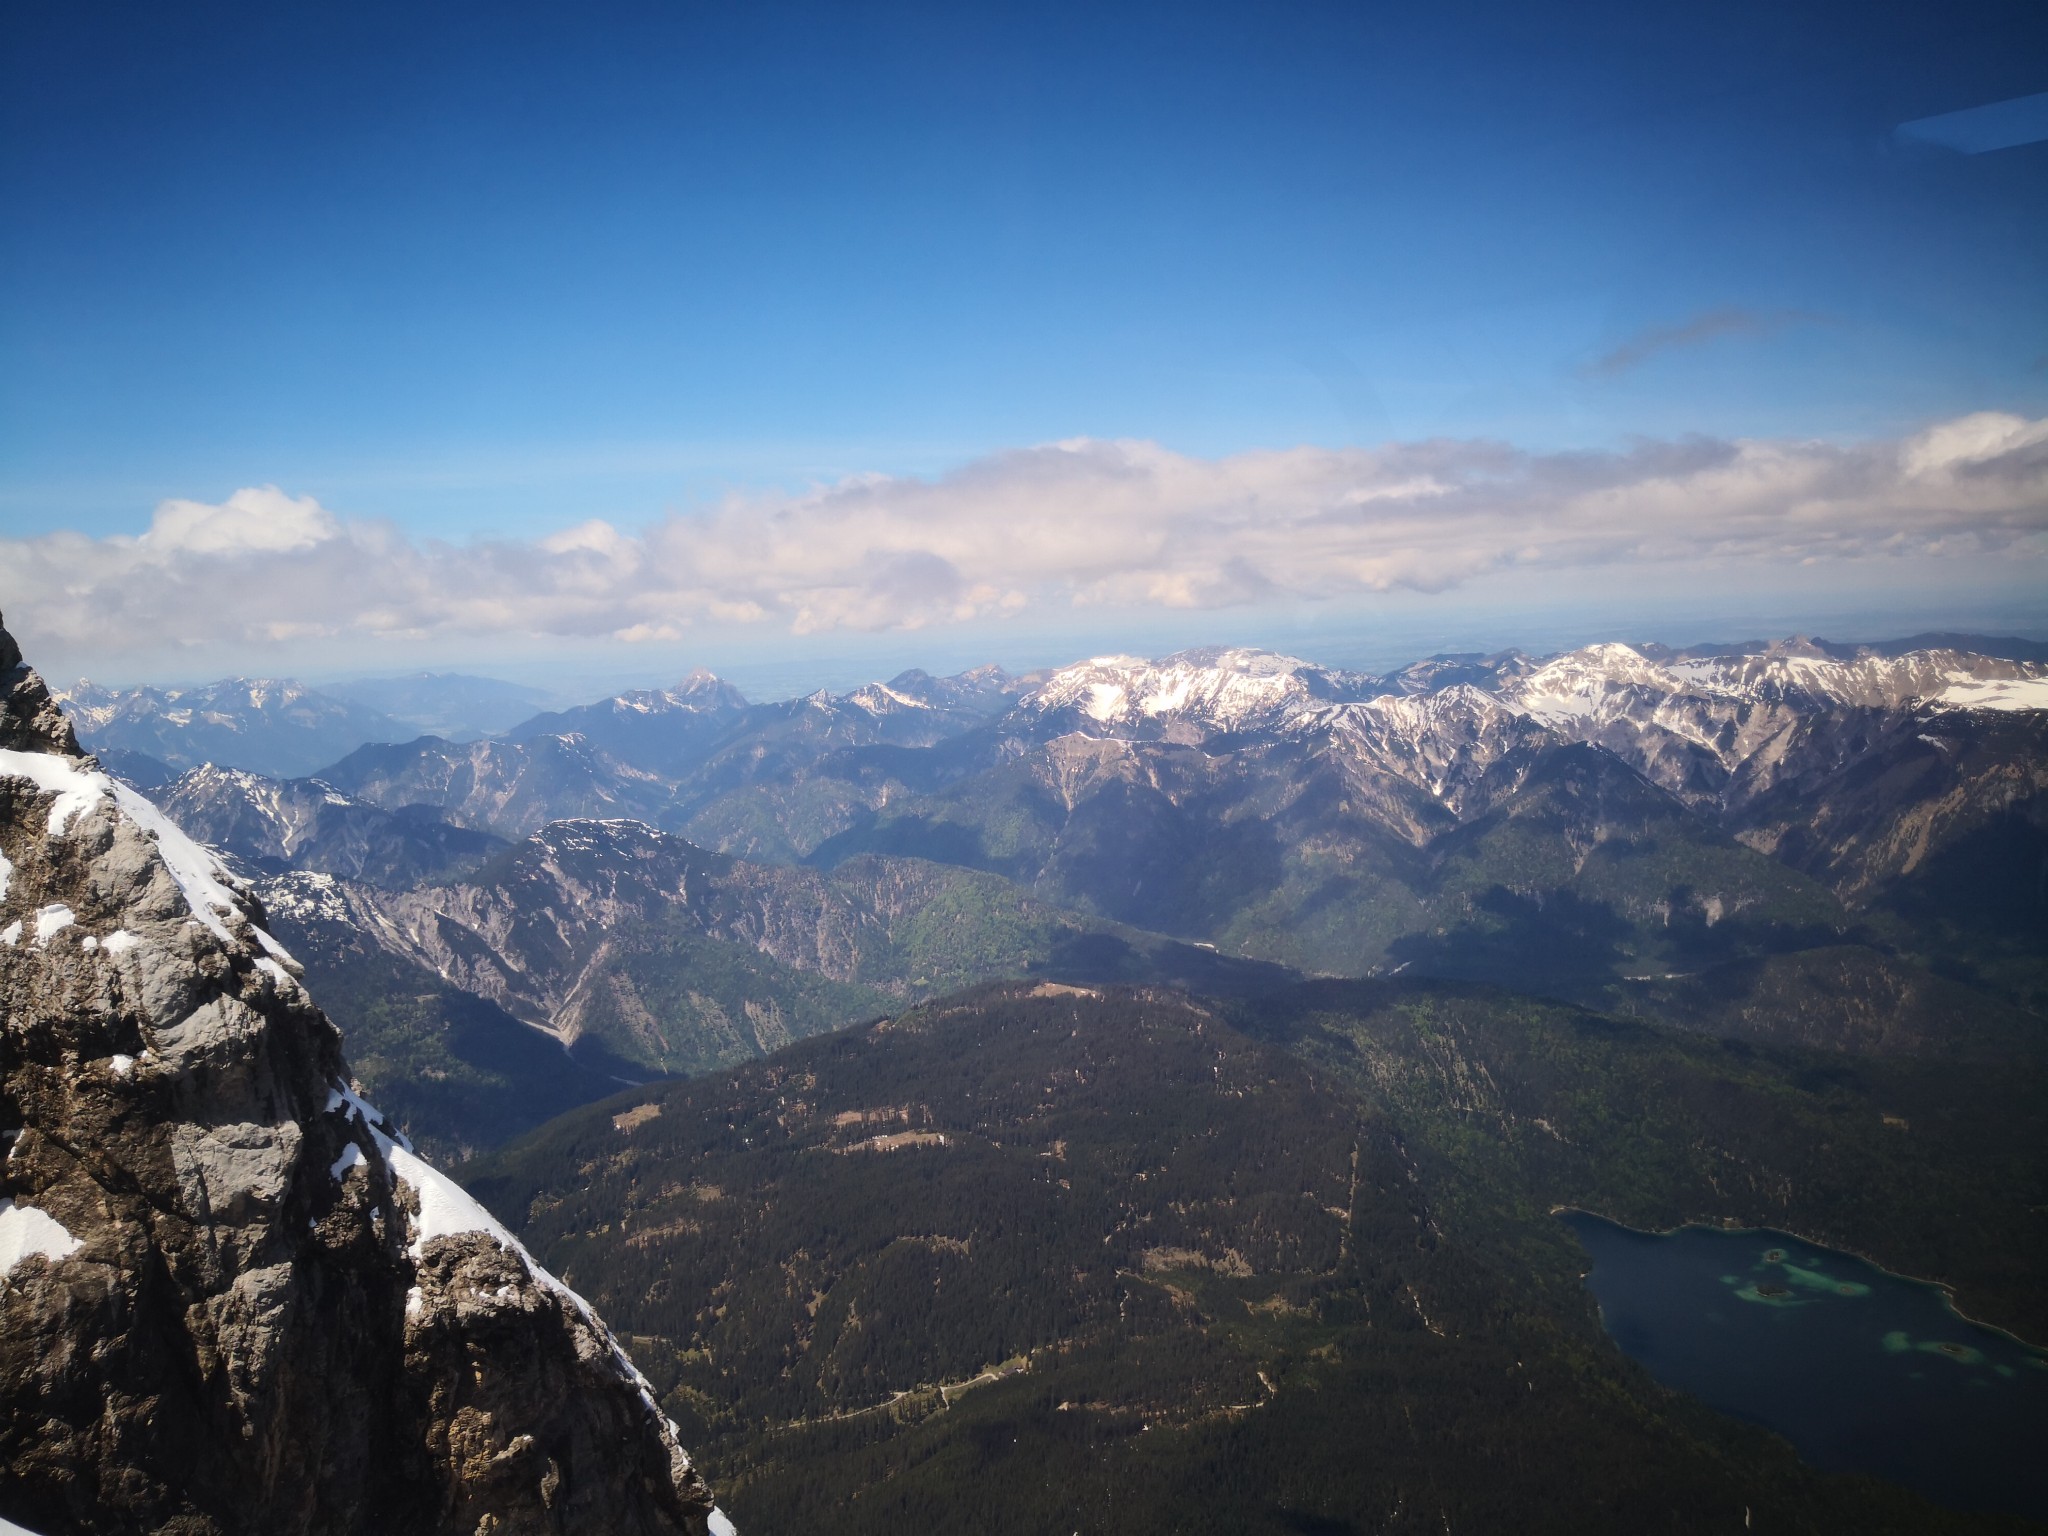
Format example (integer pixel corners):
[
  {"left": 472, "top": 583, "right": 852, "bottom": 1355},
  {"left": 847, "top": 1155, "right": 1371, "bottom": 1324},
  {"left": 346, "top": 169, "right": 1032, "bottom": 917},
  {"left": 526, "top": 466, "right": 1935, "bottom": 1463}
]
[
  {"left": 1548, "top": 1204, "right": 2048, "bottom": 1353},
  {"left": 1557, "top": 1207, "right": 2048, "bottom": 1524}
]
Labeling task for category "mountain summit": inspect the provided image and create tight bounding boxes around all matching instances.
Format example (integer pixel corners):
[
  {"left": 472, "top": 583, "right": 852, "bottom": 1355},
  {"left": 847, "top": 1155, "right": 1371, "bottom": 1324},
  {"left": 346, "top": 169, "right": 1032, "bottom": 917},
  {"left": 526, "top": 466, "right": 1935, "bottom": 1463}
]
[
  {"left": 1021, "top": 646, "right": 1383, "bottom": 737},
  {"left": 0, "top": 615, "right": 728, "bottom": 1535}
]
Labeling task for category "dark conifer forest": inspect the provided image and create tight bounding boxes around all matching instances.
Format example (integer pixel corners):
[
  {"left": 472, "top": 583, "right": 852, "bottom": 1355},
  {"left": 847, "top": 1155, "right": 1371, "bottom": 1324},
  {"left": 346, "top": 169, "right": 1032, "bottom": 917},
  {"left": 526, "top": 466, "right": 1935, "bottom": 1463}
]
[{"left": 469, "top": 981, "right": 2046, "bottom": 1533}]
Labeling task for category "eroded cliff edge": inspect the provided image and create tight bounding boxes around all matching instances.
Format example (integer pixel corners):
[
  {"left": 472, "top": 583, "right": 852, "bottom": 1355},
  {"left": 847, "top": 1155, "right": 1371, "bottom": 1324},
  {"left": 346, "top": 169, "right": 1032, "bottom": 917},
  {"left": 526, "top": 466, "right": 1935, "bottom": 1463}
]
[{"left": 0, "top": 616, "right": 728, "bottom": 1536}]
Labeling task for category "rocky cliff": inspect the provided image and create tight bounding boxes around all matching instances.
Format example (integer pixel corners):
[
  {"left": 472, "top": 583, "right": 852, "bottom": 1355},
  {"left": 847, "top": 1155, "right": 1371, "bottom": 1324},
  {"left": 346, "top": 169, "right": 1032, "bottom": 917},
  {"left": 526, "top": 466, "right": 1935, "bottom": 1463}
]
[{"left": 0, "top": 615, "right": 730, "bottom": 1535}]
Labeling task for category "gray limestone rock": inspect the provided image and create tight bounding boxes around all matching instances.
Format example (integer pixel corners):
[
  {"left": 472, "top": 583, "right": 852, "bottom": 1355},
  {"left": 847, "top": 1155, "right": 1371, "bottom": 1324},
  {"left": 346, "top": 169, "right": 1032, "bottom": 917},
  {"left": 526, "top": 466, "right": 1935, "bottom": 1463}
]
[{"left": 0, "top": 613, "right": 726, "bottom": 1536}]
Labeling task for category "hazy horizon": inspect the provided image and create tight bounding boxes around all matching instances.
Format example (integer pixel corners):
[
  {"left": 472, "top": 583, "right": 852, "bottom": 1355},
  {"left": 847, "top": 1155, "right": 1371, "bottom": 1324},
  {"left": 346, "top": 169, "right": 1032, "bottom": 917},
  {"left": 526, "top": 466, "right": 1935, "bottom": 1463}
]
[
  {"left": 39, "top": 598, "right": 2048, "bottom": 711},
  {"left": 5, "top": 1, "right": 2043, "bottom": 688},
  {"left": 8, "top": 3, "right": 2040, "bottom": 531}
]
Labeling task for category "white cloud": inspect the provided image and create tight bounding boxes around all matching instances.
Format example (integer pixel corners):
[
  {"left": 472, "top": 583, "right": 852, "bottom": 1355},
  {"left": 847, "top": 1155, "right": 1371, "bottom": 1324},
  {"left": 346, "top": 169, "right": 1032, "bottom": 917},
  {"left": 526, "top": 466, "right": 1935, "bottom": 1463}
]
[
  {"left": 3, "top": 413, "right": 2044, "bottom": 662},
  {"left": 141, "top": 485, "right": 338, "bottom": 555},
  {"left": 1901, "top": 412, "right": 2048, "bottom": 477}
]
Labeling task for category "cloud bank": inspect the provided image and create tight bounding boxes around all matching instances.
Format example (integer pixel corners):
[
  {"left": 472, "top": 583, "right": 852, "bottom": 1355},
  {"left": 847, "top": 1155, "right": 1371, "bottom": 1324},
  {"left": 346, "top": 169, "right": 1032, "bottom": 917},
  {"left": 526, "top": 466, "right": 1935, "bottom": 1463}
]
[{"left": 5, "top": 413, "right": 2046, "bottom": 660}]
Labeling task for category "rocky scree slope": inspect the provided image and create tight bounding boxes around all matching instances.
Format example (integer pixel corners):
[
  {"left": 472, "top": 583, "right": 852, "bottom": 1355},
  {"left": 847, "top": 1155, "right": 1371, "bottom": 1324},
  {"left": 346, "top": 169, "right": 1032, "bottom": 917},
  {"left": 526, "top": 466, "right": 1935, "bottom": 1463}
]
[{"left": 0, "top": 618, "right": 727, "bottom": 1536}]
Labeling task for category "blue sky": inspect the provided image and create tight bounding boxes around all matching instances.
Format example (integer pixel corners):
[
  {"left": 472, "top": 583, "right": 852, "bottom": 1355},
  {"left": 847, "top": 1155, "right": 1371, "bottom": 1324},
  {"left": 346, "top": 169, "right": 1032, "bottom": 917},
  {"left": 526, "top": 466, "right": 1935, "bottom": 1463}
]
[{"left": 1, "top": 0, "right": 2044, "bottom": 688}]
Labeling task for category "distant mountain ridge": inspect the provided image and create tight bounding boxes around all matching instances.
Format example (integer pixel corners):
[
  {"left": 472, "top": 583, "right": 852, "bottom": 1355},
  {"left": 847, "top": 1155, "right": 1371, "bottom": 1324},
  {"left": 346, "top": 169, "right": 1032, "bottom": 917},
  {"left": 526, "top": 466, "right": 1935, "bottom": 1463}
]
[
  {"left": 71, "top": 634, "right": 2048, "bottom": 1142},
  {"left": 261, "top": 815, "right": 1291, "bottom": 1084},
  {"left": 275, "top": 635, "right": 2045, "bottom": 875},
  {"left": 56, "top": 676, "right": 407, "bottom": 779},
  {"left": 58, "top": 633, "right": 2044, "bottom": 800},
  {"left": 152, "top": 763, "right": 509, "bottom": 887},
  {"left": 321, "top": 671, "right": 554, "bottom": 740},
  {"left": 310, "top": 662, "right": 1028, "bottom": 849}
]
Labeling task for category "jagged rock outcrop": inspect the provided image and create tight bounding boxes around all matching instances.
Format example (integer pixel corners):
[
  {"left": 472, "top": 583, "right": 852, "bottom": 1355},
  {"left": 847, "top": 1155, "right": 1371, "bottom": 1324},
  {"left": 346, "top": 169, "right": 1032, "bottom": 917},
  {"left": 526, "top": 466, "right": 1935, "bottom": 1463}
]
[{"left": 0, "top": 616, "right": 730, "bottom": 1536}]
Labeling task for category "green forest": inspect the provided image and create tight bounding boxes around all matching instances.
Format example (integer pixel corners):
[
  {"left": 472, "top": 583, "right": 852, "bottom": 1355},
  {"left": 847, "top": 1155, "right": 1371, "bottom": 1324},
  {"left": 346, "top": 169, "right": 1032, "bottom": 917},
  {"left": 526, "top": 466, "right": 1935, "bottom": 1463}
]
[{"left": 467, "top": 980, "right": 2047, "bottom": 1533}]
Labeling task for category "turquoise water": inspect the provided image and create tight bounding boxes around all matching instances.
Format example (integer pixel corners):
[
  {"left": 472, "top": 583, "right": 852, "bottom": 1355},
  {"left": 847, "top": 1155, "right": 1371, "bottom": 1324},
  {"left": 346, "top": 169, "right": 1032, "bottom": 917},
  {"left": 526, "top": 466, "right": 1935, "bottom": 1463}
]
[{"left": 1561, "top": 1212, "right": 2048, "bottom": 1522}]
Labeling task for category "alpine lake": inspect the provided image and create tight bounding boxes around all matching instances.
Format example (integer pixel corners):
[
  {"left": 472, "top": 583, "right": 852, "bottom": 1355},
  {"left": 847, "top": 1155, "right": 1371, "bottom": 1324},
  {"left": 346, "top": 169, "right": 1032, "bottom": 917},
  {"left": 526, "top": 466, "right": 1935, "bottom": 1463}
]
[{"left": 1559, "top": 1212, "right": 2048, "bottom": 1523}]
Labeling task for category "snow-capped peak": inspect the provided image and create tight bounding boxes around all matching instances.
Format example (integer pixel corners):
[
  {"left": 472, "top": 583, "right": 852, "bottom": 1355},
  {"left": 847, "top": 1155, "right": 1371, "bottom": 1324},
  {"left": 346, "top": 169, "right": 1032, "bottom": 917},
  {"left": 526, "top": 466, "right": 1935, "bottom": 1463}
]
[
  {"left": 1497, "top": 644, "right": 1686, "bottom": 724},
  {"left": 1929, "top": 675, "right": 2048, "bottom": 713},
  {"left": 843, "top": 682, "right": 932, "bottom": 715},
  {"left": 610, "top": 671, "right": 748, "bottom": 716},
  {"left": 1024, "top": 647, "right": 1375, "bottom": 732}
]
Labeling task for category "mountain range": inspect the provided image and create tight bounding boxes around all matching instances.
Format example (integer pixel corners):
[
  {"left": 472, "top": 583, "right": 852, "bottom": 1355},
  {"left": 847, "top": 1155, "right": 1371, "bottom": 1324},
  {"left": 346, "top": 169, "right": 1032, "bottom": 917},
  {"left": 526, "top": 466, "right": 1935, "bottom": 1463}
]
[
  {"left": 93, "top": 635, "right": 2045, "bottom": 1157},
  {"left": 55, "top": 677, "right": 408, "bottom": 781},
  {"left": 14, "top": 622, "right": 2048, "bottom": 1532},
  {"left": 54, "top": 671, "right": 558, "bottom": 782}
]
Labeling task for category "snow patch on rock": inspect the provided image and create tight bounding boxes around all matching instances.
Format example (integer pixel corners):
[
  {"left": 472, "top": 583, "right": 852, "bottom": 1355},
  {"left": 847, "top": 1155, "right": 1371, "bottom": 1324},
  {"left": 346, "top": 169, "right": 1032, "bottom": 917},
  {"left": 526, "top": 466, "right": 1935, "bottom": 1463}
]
[
  {"left": 1931, "top": 675, "right": 2048, "bottom": 713},
  {"left": 254, "top": 956, "right": 300, "bottom": 995},
  {"left": 388, "top": 1143, "right": 520, "bottom": 1260},
  {"left": 30, "top": 903, "right": 75, "bottom": 946},
  {"left": 0, "top": 747, "right": 111, "bottom": 835},
  {"left": 0, "top": 1197, "right": 82, "bottom": 1277},
  {"left": 374, "top": 1131, "right": 704, "bottom": 1461},
  {"left": 326, "top": 1080, "right": 415, "bottom": 1156}
]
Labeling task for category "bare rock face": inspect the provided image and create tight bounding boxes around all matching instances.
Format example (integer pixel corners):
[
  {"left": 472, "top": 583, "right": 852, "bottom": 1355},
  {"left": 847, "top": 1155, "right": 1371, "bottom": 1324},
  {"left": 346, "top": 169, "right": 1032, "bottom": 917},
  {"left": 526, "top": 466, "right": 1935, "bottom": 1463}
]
[{"left": 0, "top": 617, "right": 728, "bottom": 1535}]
